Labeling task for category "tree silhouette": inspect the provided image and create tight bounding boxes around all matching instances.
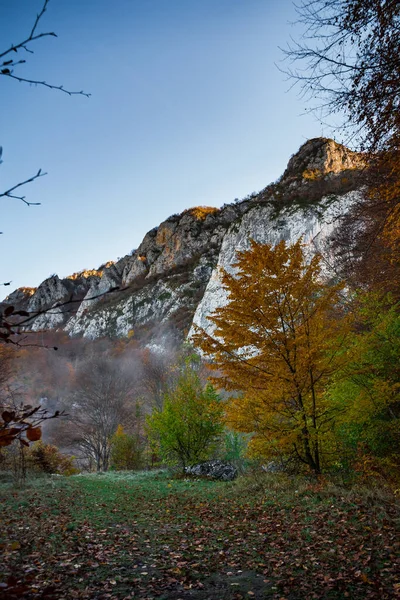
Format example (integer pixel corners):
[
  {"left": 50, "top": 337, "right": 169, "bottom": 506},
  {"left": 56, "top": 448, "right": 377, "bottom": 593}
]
[
  {"left": 1, "top": 0, "right": 89, "bottom": 228},
  {"left": 283, "top": 0, "right": 400, "bottom": 153}
]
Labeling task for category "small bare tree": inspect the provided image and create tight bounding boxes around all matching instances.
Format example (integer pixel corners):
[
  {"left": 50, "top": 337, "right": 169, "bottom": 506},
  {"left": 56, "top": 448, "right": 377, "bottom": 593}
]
[
  {"left": 62, "top": 357, "right": 136, "bottom": 472},
  {"left": 139, "top": 348, "right": 177, "bottom": 410}
]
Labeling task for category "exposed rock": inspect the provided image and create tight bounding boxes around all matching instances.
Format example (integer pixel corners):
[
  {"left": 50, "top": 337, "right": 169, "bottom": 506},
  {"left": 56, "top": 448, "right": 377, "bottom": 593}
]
[
  {"left": 74, "top": 263, "right": 121, "bottom": 318},
  {"left": 29, "top": 305, "right": 66, "bottom": 331},
  {"left": 190, "top": 190, "right": 362, "bottom": 337},
  {"left": 261, "top": 462, "right": 285, "bottom": 473},
  {"left": 2, "top": 287, "right": 36, "bottom": 310},
  {"left": 64, "top": 205, "right": 244, "bottom": 339},
  {"left": 26, "top": 276, "right": 71, "bottom": 313},
  {"left": 282, "top": 137, "right": 364, "bottom": 182},
  {"left": 185, "top": 460, "right": 238, "bottom": 481},
  {"left": 65, "top": 252, "right": 215, "bottom": 340},
  {"left": 2, "top": 138, "right": 366, "bottom": 344}
]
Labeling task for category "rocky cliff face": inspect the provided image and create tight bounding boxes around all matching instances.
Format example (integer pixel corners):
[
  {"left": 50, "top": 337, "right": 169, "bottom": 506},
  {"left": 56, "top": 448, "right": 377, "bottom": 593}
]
[
  {"left": 190, "top": 190, "right": 362, "bottom": 337},
  {"left": 2, "top": 138, "right": 364, "bottom": 345}
]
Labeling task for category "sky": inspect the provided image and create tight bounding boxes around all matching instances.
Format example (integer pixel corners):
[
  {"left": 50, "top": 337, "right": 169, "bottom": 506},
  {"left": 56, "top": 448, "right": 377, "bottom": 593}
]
[{"left": 1, "top": 0, "right": 326, "bottom": 295}]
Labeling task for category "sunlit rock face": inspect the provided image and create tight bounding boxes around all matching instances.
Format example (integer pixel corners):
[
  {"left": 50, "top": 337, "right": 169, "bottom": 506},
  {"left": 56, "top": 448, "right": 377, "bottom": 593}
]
[
  {"left": 27, "top": 275, "right": 92, "bottom": 332},
  {"left": 3, "top": 138, "right": 365, "bottom": 343},
  {"left": 64, "top": 204, "right": 247, "bottom": 340},
  {"left": 189, "top": 190, "right": 362, "bottom": 337},
  {"left": 282, "top": 137, "right": 364, "bottom": 181},
  {"left": 189, "top": 137, "right": 364, "bottom": 338},
  {"left": 65, "top": 255, "right": 215, "bottom": 340},
  {"left": 120, "top": 206, "right": 246, "bottom": 283},
  {"left": 3, "top": 287, "right": 36, "bottom": 309},
  {"left": 73, "top": 262, "right": 123, "bottom": 319}
]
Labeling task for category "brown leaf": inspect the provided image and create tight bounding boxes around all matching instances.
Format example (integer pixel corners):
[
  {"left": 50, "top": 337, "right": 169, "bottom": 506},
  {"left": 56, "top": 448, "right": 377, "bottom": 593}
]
[
  {"left": 2, "top": 410, "right": 15, "bottom": 423},
  {"left": 26, "top": 426, "right": 42, "bottom": 442},
  {"left": 10, "top": 541, "right": 20, "bottom": 550},
  {"left": 0, "top": 436, "right": 14, "bottom": 446}
]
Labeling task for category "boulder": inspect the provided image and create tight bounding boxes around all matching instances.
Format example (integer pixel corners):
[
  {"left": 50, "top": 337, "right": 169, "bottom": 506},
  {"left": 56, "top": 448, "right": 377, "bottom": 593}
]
[{"left": 185, "top": 460, "right": 238, "bottom": 481}]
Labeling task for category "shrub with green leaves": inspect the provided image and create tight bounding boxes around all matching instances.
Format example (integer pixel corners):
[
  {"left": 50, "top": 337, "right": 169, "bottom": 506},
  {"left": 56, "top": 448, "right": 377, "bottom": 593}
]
[
  {"left": 110, "top": 425, "right": 145, "bottom": 471},
  {"left": 327, "top": 293, "right": 400, "bottom": 482},
  {"left": 146, "top": 357, "right": 224, "bottom": 471},
  {"left": 220, "top": 429, "right": 249, "bottom": 466}
]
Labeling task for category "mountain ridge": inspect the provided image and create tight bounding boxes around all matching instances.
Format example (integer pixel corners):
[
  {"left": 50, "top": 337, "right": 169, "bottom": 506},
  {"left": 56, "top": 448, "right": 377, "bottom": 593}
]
[{"left": 2, "top": 138, "right": 364, "bottom": 345}]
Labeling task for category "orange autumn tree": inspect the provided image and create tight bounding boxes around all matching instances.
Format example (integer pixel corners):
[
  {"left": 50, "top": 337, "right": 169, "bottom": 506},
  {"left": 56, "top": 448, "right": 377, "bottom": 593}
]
[{"left": 193, "top": 239, "right": 350, "bottom": 474}]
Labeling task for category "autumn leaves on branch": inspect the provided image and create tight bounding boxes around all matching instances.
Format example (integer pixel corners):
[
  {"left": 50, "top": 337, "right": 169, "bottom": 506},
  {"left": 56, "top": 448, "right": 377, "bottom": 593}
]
[
  {"left": 0, "top": 403, "right": 65, "bottom": 448},
  {"left": 193, "top": 239, "right": 400, "bottom": 478},
  {"left": 193, "top": 240, "right": 350, "bottom": 475}
]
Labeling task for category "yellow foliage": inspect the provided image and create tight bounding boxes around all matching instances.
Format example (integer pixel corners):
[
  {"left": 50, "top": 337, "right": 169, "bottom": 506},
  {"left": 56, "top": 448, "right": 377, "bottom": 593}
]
[
  {"left": 182, "top": 206, "right": 219, "bottom": 221},
  {"left": 302, "top": 168, "right": 322, "bottom": 180},
  {"left": 66, "top": 262, "right": 115, "bottom": 281},
  {"left": 193, "top": 239, "right": 351, "bottom": 474},
  {"left": 17, "top": 287, "right": 36, "bottom": 296},
  {"left": 114, "top": 424, "right": 125, "bottom": 437}
]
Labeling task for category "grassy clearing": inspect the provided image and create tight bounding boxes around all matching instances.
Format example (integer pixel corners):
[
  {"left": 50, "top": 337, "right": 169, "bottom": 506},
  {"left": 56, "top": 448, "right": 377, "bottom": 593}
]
[{"left": 0, "top": 470, "right": 399, "bottom": 599}]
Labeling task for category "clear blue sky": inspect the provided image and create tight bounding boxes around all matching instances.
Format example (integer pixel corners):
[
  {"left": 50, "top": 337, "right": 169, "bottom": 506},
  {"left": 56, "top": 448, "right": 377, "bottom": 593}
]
[{"left": 1, "top": 0, "right": 324, "bottom": 294}]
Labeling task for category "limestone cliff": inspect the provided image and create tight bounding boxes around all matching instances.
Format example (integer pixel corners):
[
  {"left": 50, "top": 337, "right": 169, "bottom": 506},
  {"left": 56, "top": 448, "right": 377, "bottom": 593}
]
[{"left": 2, "top": 138, "right": 364, "bottom": 344}]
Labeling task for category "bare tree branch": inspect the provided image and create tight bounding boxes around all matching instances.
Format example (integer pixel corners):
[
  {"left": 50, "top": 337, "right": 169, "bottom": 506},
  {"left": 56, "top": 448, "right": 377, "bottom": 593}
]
[
  {"left": 0, "top": 167, "right": 46, "bottom": 207},
  {"left": 1, "top": 0, "right": 90, "bottom": 96},
  {"left": 2, "top": 72, "right": 90, "bottom": 97},
  {"left": 0, "top": 0, "right": 90, "bottom": 236},
  {"left": 281, "top": 0, "right": 400, "bottom": 152},
  {"left": 0, "top": 0, "right": 56, "bottom": 61}
]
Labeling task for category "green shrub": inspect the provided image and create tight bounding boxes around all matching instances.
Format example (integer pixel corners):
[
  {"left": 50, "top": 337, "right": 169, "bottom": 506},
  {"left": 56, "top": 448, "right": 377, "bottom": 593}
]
[
  {"left": 110, "top": 425, "right": 145, "bottom": 470},
  {"left": 147, "top": 357, "right": 224, "bottom": 471}
]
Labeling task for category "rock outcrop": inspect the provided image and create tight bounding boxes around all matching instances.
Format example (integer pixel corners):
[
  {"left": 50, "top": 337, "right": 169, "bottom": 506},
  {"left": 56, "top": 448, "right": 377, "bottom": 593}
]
[
  {"left": 1, "top": 138, "right": 365, "bottom": 344},
  {"left": 282, "top": 137, "right": 364, "bottom": 181},
  {"left": 185, "top": 460, "right": 238, "bottom": 481}
]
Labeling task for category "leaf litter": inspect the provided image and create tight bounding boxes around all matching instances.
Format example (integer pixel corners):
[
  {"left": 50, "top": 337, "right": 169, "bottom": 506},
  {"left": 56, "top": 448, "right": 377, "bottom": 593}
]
[{"left": 0, "top": 472, "right": 399, "bottom": 599}]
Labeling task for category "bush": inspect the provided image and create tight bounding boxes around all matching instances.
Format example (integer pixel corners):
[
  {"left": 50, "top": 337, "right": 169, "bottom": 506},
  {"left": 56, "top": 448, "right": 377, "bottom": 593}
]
[
  {"left": 146, "top": 357, "right": 224, "bottom": 471},
  {"left": 110, "top": 425, "right": 145, "bottom": 470},
  {"left": 220, "top": 430, "right": 249, "bottom": 469},
  {"left": 27, "top": 442, "right": 77, "bottom": 476}
]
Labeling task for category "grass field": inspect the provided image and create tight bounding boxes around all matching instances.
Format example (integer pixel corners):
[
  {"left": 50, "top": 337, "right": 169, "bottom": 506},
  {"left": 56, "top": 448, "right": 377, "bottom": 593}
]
[{"left": 0, "top": 470, "right": 399, "bottom": 599}]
